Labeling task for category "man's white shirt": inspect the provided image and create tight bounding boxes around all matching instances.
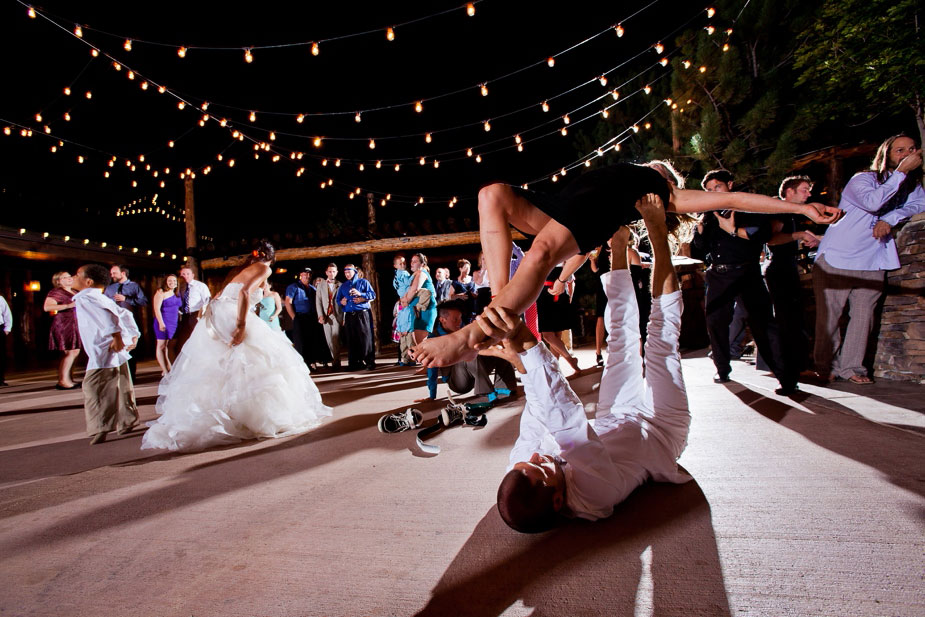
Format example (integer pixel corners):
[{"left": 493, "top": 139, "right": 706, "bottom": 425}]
[{"left": 185, "top": 279, "right": 212, "bottom": 313}]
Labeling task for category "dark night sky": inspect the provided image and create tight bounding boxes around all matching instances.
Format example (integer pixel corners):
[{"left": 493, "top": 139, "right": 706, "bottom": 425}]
[{"left": 1, "top": 0, "right": 710, "bottom": 255}]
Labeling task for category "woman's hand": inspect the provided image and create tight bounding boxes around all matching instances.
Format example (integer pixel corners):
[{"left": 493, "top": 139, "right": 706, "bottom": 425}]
[
  {"left": 158, "top": 321, "right": 166, "bottom": 332},
  {"left": 231, "top": 325, "right": 246, "bottom": 346},
  {"left": 549, "top": 279, "right": 565, "bottom": 296}
]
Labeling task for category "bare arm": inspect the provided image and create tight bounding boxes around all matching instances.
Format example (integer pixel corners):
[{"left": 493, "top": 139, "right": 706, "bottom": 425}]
[
  {"left": 549, "top": 253, "right": 587, "bottom": 295},
  {"left": 284, "top": 296, "right": 296, "bottom": 319},
  {"left": 401, "top": 271, "right": 424, "bottom": 305},
  {"left": 43, "top": 295, "right": 72, "bottom": 312},
  {"left": 153, "top": 290, "right": 166, "bottom": 330},
  {"left": 272, "top": 292, "right": 282, "bottom": 320},
  {"left": 669, "top": 189, "right": 842, "bottom": 224}
]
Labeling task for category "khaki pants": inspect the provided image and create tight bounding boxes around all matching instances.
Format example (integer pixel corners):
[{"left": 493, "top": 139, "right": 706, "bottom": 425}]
[
  {"left": 399, "top": 332, "right": 415, "bottom": 364},
  {"left": 83, "top": 363, "right": 138, "bottom": 435}
]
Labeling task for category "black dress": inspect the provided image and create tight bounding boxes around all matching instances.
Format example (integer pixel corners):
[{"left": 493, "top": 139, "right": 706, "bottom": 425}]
[
  {"left": 510, "top": 163, "right": 671, "bottom": 255},
  {"left": 536, "top": 267, "right": 574, "bottom": 333}
]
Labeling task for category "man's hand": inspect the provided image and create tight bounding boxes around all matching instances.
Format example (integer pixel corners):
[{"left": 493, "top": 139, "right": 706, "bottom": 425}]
[
  {"left": 340, "top": 297, "right": 348, "bottom": 306},
  {"left": 896, "top": 151, "right": 923, "bottom": 174},
  {"left": 109, "top": 333, "right": 125, "bottom": 353},
  {"left": 474, "top": 306, "right": 536, "bottom": 353},
  {"left": 872, "top": 220, "right": 892, "bottom": 239},
  {"left": 113, "top": 293, "right": 126, "bottom": 303},
  {"left": 803, "top": 203, "right": 844, "bottom": 225},
  {"left": 318, "top": 316, "right": 325, "bottom": 324},
  {"left": 714, "top": 211, "right": 736, "bottom": 235},
  {"left": 795, "top": 230, "right": 821, "bottom": 247},
  {"left": 352, "top": 295, "right": 364, "bottom": 304}
]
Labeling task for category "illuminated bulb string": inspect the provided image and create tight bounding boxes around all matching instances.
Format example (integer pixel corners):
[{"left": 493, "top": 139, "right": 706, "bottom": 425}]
[
  {"left": 19, "top": 0, "right": 487, "bottom": 54},
  {"left": 21, "top": 0, "right": 678, "bottom": 121}
]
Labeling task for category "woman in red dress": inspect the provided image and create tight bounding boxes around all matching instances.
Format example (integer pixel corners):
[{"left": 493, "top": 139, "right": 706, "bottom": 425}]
[{"left": 43, "top": 271, "right": 82, "bottom": 389}]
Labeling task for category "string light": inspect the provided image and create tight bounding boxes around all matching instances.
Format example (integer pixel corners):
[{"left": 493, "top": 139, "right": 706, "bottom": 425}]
[
  {"left": 723, "top": 43, "right": 730, "bottom": 52},
  {"left": 419, "top": 157, "right": 426, "bottom": 165},
  {"left": 368, "top": 139, "right": 376, "bottom": 149},
  {"left": 654, "top": 42, "right": 664, "bottom": 54},
  {"left": 517, "top": 144, "right": 524, "bottom": 152},
  {"left": 375, "top": 160, "right": 382, "bottom": 169},
  {"left": 177, "top": 46, "right": 187, "bottom": 58},
  {"left": 659, "top": 57, "right": 668, "bottom": 66},
  {"left": 311, "top": 42, "right": 320, "bottom": 56},
  {"left": 386, "top": 27, "right": 395, "bottom": 41},
  {"left": 90, "top": 48, "right": 99, "bottom": 57},
  {"left": 542, "top": 101, "right": 550, "bottom": 112},
  {"left": 705, "top": 25, "right": 715, "bottom": 35},
  {"left": 699, "top": 66, "right": 707, "bottom": 73},
  {"left": 560, "top": 127, "right": 568, "bottom": 136},
  {"left": 177, "top": 101, "right": 185, "bottom": 110},
  {"left": 466, "top": 3, "right": 475, "bottom": 17},
  {"left": 475, "top": 154, "right": 482, "bottom": 163},
  {"left": 547, "top": 56, "right": 555, "bottom": 68},
  {"left": 249, "top": 111, "right": 256, "bottom": 122},
  {"left": 483, "top": 120, "right": 491, "bottom": 131},
  {"left": 63, "top": 87, "right": 71, "bottom": 96},
  {"left": 123, "top": 39, "right": 132, "bottom": 51},
  {"left": 158, "top": 86, "right": 166, "bottom": 94},
  {"left": 394, "top": 163, "right": 400, "bottom": 171},
  {"left": 563, "top": 114, "right": 570, "bottom": 124},
  {"left": 612, "top": 89, "right": 620, "bottom": 100},
  {"left": 74, "top": 25, "right": 82, "bottom": 38},
  {"left": 355, "top": 112, "right": 361, "bottom": 123},
  {"left": 425, "top": 132, "right": 432, "bottom": 143},
  {"left": 615, "top": 24, "right": 624, "bottom": 37},
  {"left": 466, "top": 148, "right": 473, "bottom": 157},
  {"left": 644, "top": 85, "right": 652, "bottom": 94},
  {"left": 601, "top": 109, "right": 609, "bottom": 118},
  {"left": 415, "top": 101, "right": 423, "bottom": 113},
  {"left": 35, "top": 113, "right": 42, "bottom": 122},
  {"left": 683, "top": 60, "right": 691, "bottom": 69},
  {"left": 599, "top": 75, "right": 608, "bottom": 86},
  {"left": 112, "top": 61, "right": 121, "bottom": 71},
  {"left": 433, "top": 160, "right": 440, "bottom": 168},
  {"left": 707, "top": 7, "right": 716, "bottom": 17},
  {"left": 480, "top": 83, "right": 489, "bottom": 96},
  {"left": 244, "top": 48, "right": 254, "bottom": 63},
  {"left": 514, "top": 134, "right": 522, "bottom": 144},
  {"left": 27, "top": 6, "right": 36, "bottom": 18},
  {"left": 140, "top": 81, "right": 149, "bottom": 90}
]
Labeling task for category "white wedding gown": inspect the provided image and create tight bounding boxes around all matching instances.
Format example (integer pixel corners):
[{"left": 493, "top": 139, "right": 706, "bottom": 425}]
[{"left": 141, "top": 282, "right": 332, "bottom": 452}]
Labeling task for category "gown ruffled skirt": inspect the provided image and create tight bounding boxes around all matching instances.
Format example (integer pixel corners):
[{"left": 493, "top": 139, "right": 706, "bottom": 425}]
[{"left": 141, "top": 283, "right": 332, "bottom": 452}]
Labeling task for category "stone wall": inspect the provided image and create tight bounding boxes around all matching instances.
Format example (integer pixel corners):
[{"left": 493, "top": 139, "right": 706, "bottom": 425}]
[{"left": 874, "top": 212, "right": 925, "bottom": 383}]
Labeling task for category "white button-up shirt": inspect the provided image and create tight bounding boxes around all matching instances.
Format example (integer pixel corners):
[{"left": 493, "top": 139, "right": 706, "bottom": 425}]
[
  {"left": 74, "top": 287, "right": 140, "bottom": 370},
  {"left": 0, "top": 295, "right": 11, "bottom": 334},
  {"left": 185, "top": 279, "right": 211, "bottom": 313}
]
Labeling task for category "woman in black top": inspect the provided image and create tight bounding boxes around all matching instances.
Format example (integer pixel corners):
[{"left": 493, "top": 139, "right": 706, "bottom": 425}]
[{"left": 412, "top": 160, "right": 842, "bottom": 368}]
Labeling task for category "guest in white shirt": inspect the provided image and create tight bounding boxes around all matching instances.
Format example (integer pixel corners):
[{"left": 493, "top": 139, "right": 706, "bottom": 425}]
[
  {"left": 482, "top": 194, "right": 691, "bottom": 532},
  {"left": 0, "top": 294, "right": 12, "bottom": 387},
  {"left": 73, "top": 264, "right": 140, "bottom": 445},
  {"left": 175, "top": 265, "right": 212, "bottom": 353}
]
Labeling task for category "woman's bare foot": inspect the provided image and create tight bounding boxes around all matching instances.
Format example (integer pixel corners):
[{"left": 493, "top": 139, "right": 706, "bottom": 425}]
[
  {"left": 411, "top": 322, "right": 484, "bottom": 367},
  {"left": 565, "top": 354, "right": 581, "bottom": 376}
]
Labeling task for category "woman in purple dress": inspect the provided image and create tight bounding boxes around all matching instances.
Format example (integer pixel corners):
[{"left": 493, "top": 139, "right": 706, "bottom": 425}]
[
  {"left": 43, "top": 271, "right": 82, "bottom": 390},
  {"left": 153, "top": 274, "right": 182, "bottom": 376}
]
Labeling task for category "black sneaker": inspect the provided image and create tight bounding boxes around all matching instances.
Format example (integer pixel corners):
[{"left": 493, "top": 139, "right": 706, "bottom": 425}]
[
  {"left": 440, "top": 403, "right": 466, "bottom": 427},
  {"left": 378, "top": 408, "right": 423, "bottom": 434},
  {"left": 713, "top": 373, "right": 731, "bottom": 384}
]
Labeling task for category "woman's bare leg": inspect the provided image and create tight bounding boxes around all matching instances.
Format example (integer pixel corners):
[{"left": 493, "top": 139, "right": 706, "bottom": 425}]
[
  {"left": 58, "top": 349, "right": 80, "bottom": 386},
  {"left": 413, "top": 329, "right": 428, "bottom": 345},
  {"left": 155, "top": 340, "right": 170, "bottom": 375},
  {"left": 413, "top": 219, "right": 580, "bottom": 367},
  {"left": 595, "top": 317, "right": 605, "bottom": 356},
  {"left": 542, "top": 331, "right": 580, "bottom": 375},
  {"left": 478, "top": 184, "right": 551, "bottom": 295}
]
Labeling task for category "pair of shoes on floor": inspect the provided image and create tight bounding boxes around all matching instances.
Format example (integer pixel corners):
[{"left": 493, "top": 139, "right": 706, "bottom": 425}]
[
  {"left": 441, "top": 403, "right": 489, "bottom": 428},
  {"left": 713, "top": 373, "right": 731, "bottom": 384},
  {"left": 89, "top": 432, "right": 106, "bottom": 445},
  {"left": 378, "top": 408, "right": 424, "bottom": 433},
  {"left": 55, "top": 383, "right": 81, "bottom": 390}
]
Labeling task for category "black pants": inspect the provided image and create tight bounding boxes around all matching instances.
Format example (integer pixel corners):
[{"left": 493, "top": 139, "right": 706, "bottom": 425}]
[
  {"left": 444, "top": 356, "right": 516, "bottom": 396},
  {"left": 174, "top": 311, "right": 200, "bottom": 355},
  {"left": 0, "top": 329, "right": 7, "bottom": 384},
  {"left": 765, "top": 261, "right": 808, "bottom": 377},
  {"left": 344, "top": 310, "right": 375, "bottom": 369},
  {"left": 289, "top": 313, "right": 316, "bottom": 366},
  {"left": 705, "top": 264, "right": 792, "bottom": 388}
]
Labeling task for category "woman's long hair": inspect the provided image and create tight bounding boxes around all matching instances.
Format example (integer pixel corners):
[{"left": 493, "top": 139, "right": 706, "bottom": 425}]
[
  {"left": 642, "top": 159, "right": 698, "bottom": 251},
  {"left": 159, "top": 274, "right": 180, "bottom": 296},
  {"left": 870, "top": 134, "right": 923, "bottom": 217}
]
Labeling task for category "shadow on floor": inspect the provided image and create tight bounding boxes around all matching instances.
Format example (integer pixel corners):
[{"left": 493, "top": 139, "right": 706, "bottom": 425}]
[
  {"left": 730, "top": 385, "right": 925, "bottom": 498},
  {"left": 414, "top": 478, "right": 731, "bottom": 617}
]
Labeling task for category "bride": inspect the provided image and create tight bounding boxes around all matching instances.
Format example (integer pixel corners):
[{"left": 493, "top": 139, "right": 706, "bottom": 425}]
[{"left": 141, "top": 241, "right": 332, "bottom": 452}]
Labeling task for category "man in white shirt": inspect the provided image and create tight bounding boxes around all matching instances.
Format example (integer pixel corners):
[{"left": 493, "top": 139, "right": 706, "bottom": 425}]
[
  {"left": 73, "top": 264, "right": 141, "bottom": 445},
  {"left": 0, "top": 294, "right": 12, "bottom": 387},
  {"left": 176, "top": 265, "right": 211, "bottom": 353},
  {"left": 481, "top": 193, "right": 691, "bottom": 532}
]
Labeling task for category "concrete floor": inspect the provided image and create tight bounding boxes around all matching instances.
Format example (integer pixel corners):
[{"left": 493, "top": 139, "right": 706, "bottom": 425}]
[{"left": 0, "top": 348, "right": 922, "bottom": 617}]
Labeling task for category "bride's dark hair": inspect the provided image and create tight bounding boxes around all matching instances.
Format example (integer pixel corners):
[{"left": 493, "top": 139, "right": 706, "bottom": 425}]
[{"left": 246, "top": 239, "right": 276, "bottom": 265}]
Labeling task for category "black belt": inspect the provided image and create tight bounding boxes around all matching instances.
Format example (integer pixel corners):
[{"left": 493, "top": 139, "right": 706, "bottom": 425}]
[{"left": 710, "top": 263, "right": 750, "bottom": 273}]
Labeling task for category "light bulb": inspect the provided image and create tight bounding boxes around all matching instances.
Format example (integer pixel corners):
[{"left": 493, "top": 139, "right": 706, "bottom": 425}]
[
  {"left": 483, "top": 120, "right": 491, "bottom": 131},
  {"left": 249, "top": 111, "right": 256, "bottom": 122},
  {"left": 415, "top": 101, "right": 423, "bottom": 113},
  {"left": 723, "top": 43, "right": 730, "bottom": 52},
  {"left": 334, "top": 158, "right": 339, "bottom": 166},
  {"left": 244, "top": 48, "right": 253, "bottom": 63},
  {"left": 699, "top": 66, "right": 707, "bottom": 73},
  {"left": 178, "top": 46, "right": 187, "bottom": 58},
  {"left": 644, "top": 85, "right": 652, "bottom": 94},
  {"left": 644, "top": 122, "right": 651, "bottom": 129},
  {"left": 726, "top": 28, "right": 733, "bottom": 35},
  {"left": 158, "top": 86, "right": 166, "bottom": 94},
  {"left": 612, "top": 89, "right": 619, "bottom": 100},
  {"left": 178, "top": 101, "right": 185, "bottom": 110},
  {"left": 475, "top": 155, "right": 482, "bottom": 163},
  {"left": 2, "top": 127, "right": 9, "bottom": 136},
  {"left": 425, "top": 133, "right": 432, "bottom": 143},
  {"left": 124, "top": 39, "right": 132, "bottom": 51},
  {"left": 660, "top": 57, "right": 668, "bottom": 66},
  {"left": 74, "top": 25, "right": 83, "bottom": 38},
  {"left": 64, "top": 87, "right": 71, "bottom": 95},
  {"left": 542, "top": 101, "right": 550, "bottom": 112},
  {"left": 201, "top": 102, "right": 209, "bottom": 111},
  {"left": 369, "top": 139, "right": 376, "bottom": 149},
  {"left": 394, "top": 164, "right": 400, "bottom": 172},
  {"left": 552, "top": 175, "right": 558, "bottom": 183},
  {"left": 433, "top": 160, "right": 440, "bottom": 168},
  {"left": 705, "top": 25, "right": 715, "bottom": 35},
  {"left": 466, "top": 3, "right": 475, "bottom": 16},
  {"left": 466, "top": 147, "right": 474, "bottom": 157},
  {"left": 349, "top": 192, "right": 355, "bottom": 200},
  {"left": 77, "top": 155, "right": 84, "bottom": 163},
  {"left": 64, "top": 112, "right": 71, "bottom": 121},
  {"left": 355, "top": 112, "right": 361, "bottom": 123},
  {"left": 563, "top": 114, "right": 570, "bottom": 125},
  {"left": 44, "top": 125, "right": 50, "bottom": 133},
  {"left": 90, "top": 48, "right": 98, "bottom": 57},
  {"left": 27, "top": 7, "right": 36, "bottom": 18},
  {"left": 615, "top": 23, "right": 624, "bottom": 37},
  {"left": 86, "top": 90, "right": 93, "bottom": 98},
  {"left": 601, "top": 109, "right": 609, "bottom": 118},
  {"left": 517, "top": 144, "right": 523, "bottom": 152},
  {"left": 228, "top": 159, "right": 235, "bottom": 167},
  {"left": 514, "top": 135, "right": 522, "bottom": 144},
  {"left": 269, "top": 132, "right": 276, "bottom": 141},
  {"left": 418, "top": 197, "right": 424, "bottom": 204},
  {"left": 599, "top": 75, "right": 608, "bottom": 86},
  {"left": 35, "top": 113, "right": 42, "bottom": 122},
  {"left": 547, "top": 56, "right": 555, "bottom": 67},
  {"left": 375, "top": 160, "right": 382, "bottom": 169},
  {"left": 560, "top": 127, "right": 568, "bottom": 136},
  {"left": 112, "top": 62, "right": 121, "bottom": 71},
  {"left": 141, "top": 81, "right": 149, "bottom": 90},
  {"left": 585, "top": 160, "right": 591, "bottom": 167},
  {"left": 359, "top": 163, "right": 365, "bottom": 171},
  {"left": 683, "top": 60, "right": 691, "bottom": 69},
  {"left": 597, "top": 148, "right": 604, "bottom": 157},
  {"left": 386, "top": 27, "right": 395, "bottom": 41},
  {"left": 480, "top": 83, "right": 488, "bottom": 96},
  {"left": 311, "top": 42, "right": 319, "bottom": 56},
  {"left": 632, "top": 125, "right": 639, "bottom": 133},
  {"left": 220, "top": 118, "right": 227, "bottom": 127},
  {"left": 654, "top": 42, "right": 664, "bottom": 54},
  {"left": 420, "top": 157, "right": 426, "bottom": 166},
  {"left": 707, "top": 7, "right": 716, "bottom": 17},
  {"left": 561, "top": 168, "right": 567, "bottom": 176}
]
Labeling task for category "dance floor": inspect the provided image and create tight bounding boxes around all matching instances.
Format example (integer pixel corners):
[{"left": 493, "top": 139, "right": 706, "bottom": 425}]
[{"left": 1, "top": 348, "right": 923, "bottom": 617}]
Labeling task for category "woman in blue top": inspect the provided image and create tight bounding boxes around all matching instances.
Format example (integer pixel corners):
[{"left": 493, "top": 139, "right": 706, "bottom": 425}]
[
  {"left": 400, "top": 253, "right": 437, "bottom": 345},
  {"left": 256, "top": 282, "right": 283, "bottom": 332}
]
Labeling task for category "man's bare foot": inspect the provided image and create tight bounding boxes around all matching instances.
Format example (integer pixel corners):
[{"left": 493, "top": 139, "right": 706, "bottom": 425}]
[{"left": 411, "top": 323, "right": 483, "bottom": 367}]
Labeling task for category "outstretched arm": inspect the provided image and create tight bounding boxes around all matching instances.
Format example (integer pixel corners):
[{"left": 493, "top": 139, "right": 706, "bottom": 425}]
[{"left": 669, "top": 188, "right": 842, "bottom": 224}]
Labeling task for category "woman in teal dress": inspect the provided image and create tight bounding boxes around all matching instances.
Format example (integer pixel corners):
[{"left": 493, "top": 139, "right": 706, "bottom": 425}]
[
  {"left": 256, "top": 282, "right": 283, "bottom": 332},
  {"left": 400, "top": 253, "right": 437, "bottom": 344}
]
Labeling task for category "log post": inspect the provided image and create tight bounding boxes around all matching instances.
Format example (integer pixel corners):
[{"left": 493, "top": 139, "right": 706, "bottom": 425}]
[
  {"left": 184, "top": 175, "right": 199, "bottom": 277},
  {"left": 364, "top": 193, "right": 381, "bottom": 352}
]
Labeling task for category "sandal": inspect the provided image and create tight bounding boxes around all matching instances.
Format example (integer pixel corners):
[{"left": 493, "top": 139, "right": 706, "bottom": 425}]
[{"left": 845, "top": 374, "right": 874, "bottom": 385}]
